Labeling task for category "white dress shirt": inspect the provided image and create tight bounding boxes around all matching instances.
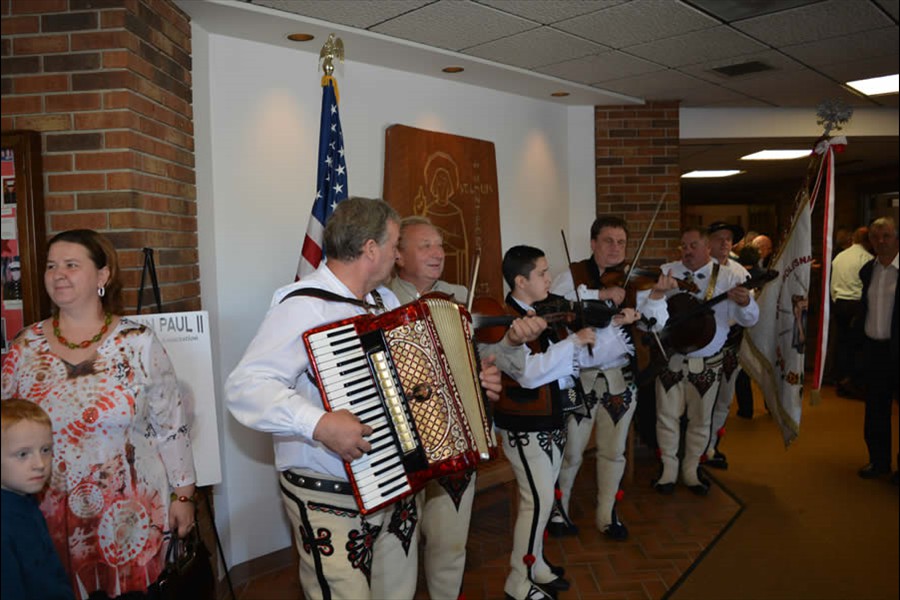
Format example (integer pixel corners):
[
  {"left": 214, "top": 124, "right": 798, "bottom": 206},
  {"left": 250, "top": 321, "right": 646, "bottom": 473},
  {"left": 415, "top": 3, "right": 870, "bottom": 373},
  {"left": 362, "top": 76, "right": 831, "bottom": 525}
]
[{"left": 831, "top": 243, "right": 874, "bottom": 301}]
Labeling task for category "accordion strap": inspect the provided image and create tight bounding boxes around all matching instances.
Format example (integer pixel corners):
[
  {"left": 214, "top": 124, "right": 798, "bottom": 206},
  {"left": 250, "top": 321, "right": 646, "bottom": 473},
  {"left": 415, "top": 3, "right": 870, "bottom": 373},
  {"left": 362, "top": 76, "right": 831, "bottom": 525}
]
[{"left": 280, "top": 287, "right": 384, "bottom": 311}]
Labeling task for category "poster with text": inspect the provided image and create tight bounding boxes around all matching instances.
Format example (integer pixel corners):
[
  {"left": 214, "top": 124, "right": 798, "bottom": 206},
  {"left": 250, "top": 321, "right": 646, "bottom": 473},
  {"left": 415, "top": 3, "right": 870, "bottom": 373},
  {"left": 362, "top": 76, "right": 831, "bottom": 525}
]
[{"left": 128, "top": 311, "right": 222, "bottom": 486}]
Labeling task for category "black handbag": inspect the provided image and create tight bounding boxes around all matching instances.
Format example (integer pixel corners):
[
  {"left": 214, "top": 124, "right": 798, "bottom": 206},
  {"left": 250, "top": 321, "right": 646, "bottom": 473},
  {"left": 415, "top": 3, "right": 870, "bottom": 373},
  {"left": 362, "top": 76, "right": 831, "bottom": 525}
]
[{"left": 154, "top": 526, "right": 216, "bottom": 600}]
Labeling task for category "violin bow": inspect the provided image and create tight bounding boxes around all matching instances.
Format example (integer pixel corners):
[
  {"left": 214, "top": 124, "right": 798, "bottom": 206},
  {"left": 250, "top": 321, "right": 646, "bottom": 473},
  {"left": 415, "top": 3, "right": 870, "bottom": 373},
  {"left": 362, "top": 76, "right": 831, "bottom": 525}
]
[
  {"left": 622, "top": 191, "right": 668, "bottom": 289},
  {"left": 466, "top": 249, "right": 481, "bottom": 313},
  {"left": 623, "top": 192, "right": 670, "bottom": 361},
  {"left": 561, "top": 229, "right": 593, "bottom": 356}
]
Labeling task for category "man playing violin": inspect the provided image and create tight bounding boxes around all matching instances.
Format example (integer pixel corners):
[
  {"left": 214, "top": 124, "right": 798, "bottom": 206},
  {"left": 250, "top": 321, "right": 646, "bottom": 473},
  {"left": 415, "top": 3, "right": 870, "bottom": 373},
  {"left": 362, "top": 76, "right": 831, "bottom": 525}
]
[
  {"left": 704, "top": 221, "right": 752, "bottom": 471},
  {"left": 654, "top": 227, "right": 759, "bottom": 496},
  {"left": 548, "top": 215, "right": 674, "bottom": 540},
  {"left": 389, "top": 215, "right": 545, "bottom": 600},
  {"left": 495, "top": 244, "right": 642, "bottom": 600}
]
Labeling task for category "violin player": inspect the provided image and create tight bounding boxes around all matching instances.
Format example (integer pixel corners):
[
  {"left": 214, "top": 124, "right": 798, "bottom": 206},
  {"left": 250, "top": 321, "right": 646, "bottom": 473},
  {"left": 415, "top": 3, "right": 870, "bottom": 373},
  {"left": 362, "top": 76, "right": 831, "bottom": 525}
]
[
  {"left": 495, "top": 245, "right": 642, "bottom": 600},
  {"left": 704, "top": 221, "right": 752, "bottom": 471},
  {"left": 388, "top": 215, "right": 545, "bottom": 600},
  {"left": 653, "top": 227, "right": 759, "bottom": 496},
  {"left": 548, "top": 216, "right": 673, "bottom": 540}
]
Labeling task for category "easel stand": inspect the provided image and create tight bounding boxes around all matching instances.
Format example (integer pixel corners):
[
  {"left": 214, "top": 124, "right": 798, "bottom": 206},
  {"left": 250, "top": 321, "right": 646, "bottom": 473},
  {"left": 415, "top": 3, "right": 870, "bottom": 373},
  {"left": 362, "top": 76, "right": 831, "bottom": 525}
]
[{"left": 138, "top": 248, "right": 235, "bottom": 599}]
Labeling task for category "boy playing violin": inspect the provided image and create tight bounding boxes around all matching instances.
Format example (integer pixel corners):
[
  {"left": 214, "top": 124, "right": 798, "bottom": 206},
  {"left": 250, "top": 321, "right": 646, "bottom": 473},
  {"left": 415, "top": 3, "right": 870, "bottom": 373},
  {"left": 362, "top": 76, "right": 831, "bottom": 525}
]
[
  {"left": 549, "top": 216, "right": 673, "bottom": 540},
  {"left": 496, "top": 245, "right": 643, "bottom": 600}
]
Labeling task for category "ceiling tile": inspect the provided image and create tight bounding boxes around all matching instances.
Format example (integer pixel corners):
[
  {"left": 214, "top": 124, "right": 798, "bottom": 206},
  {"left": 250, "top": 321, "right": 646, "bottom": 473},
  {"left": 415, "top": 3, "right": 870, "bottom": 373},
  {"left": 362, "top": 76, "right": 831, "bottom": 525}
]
[
  {"left": 627, "top": 25, "right": 767, "bottom": 67},
  {"left": 716, "top": 69, "right": 869, "bottom": 107},
  {"left": 683, "top": 0, "right": 821, "bottom": 22},
  {"left": 554, "top": 0, "right": 719, "bottom": 48},
  {"left": 537, "top": 51, "right": 663, "bottom": 84},
  {"left": 814, "top": 53, "right": 900, "bottom": 83},
  {"left": 873, "top": 0, "right": 900, "bottom": 20},
  {"left": 370, "top": 0, "right": 537, "bottom": 51},
  {"left": 597, "top": 69, "right": 750, "bottom": 104},
  {"left": 681, "top": 49, "right": 806, "bottom": 84},
  {"left": 475, "top": 0, "right": 626, "bottom": 24},
  {"left": 733, "top": 0, "right": 893, "bottom": 47},
  {"left": 781, "top": 27, "right": 899, "bottom": 67},
  {"left": 464, "top": 27, "right": 607, "bottom": 69},
  {"left": 250, "top": 0, "right": 431, "bottom": 30}
]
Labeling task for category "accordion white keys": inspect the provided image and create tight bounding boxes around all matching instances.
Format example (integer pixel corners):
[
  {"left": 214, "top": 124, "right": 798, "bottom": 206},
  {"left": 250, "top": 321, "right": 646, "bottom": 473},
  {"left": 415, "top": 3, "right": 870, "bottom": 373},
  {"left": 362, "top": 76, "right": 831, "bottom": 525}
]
[{"left": 304, "top": 294, "right": 497, "bottom": 514}]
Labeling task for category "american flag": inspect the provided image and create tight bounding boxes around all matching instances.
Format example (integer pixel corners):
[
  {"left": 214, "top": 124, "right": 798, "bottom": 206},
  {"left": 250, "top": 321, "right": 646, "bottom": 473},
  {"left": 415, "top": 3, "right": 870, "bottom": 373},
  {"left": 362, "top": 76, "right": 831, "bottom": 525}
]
[{"left": 296, "top": 77, "right": 347, "bottom": 279}]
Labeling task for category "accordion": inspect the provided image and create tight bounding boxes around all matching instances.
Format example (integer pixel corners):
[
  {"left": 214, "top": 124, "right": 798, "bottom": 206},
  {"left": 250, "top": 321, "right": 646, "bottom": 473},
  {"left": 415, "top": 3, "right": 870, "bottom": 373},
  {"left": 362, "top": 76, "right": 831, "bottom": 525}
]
[{"left": 303, "top": 294, "right": 497, "bottom": 514}]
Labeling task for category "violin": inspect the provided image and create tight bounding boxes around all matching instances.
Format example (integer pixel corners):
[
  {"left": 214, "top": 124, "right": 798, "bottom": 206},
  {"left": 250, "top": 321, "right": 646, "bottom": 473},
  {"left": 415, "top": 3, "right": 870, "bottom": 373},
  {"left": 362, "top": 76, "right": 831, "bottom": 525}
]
[
  {"left": 470, "top": 296, "right": 577, "bottom": 345},
  {"left": 599, "top": 264, "right": 699, "bottom": 296}
]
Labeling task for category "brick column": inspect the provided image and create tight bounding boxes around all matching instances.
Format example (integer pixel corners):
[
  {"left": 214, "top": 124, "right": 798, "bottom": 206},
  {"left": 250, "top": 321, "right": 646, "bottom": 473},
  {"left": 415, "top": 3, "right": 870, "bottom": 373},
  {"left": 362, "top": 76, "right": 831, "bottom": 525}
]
[
  {"left": 595, "top": 101, "right": 681, "bottom": 264},
  {"left": 1, "top": 0, "right": 198, "bottom": 313}
]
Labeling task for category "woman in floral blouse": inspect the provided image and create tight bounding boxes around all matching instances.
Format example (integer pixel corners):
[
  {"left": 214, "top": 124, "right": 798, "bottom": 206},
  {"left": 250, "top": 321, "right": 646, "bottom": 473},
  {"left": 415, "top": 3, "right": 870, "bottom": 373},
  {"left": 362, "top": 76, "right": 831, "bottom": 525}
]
[{"left": 2, "top": 229, "right": 196, "bottom": 599}]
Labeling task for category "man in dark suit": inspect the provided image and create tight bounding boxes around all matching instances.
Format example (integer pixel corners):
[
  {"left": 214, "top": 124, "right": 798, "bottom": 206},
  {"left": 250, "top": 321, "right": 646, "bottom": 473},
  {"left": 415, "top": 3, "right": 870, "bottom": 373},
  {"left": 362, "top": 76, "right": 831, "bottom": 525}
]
[{"left": 856, "top": 217, "right": 899, "bottom": 483}]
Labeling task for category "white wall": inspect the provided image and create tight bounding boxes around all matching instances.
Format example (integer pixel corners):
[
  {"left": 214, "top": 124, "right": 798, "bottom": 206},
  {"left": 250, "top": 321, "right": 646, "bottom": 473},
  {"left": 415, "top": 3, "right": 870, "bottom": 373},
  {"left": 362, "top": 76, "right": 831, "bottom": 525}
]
[{"left": 192, "top": 26, "right": 594, "bottom": 567}]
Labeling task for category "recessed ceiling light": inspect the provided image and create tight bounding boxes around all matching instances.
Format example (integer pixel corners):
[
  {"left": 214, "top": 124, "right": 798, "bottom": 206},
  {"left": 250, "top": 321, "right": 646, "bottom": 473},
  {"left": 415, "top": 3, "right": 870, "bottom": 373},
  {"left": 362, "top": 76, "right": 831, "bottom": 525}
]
[
  {"left": 287, "top": 33, "right": 315, "bottom": 42},
  {"left": 551, "top": 91, "right": 570, "bottom": 97},
  {"left": 741, "top": 150, "right": 810, "bottom": 160},
  {"left": 846, "top": 74, "right": 898, "bottom": 96},
  {"left": 681, "top": 170, "right": 742, "bottom": 179},
  {"left": 442, "top": 66, "right": 464, "bottom": 73}
]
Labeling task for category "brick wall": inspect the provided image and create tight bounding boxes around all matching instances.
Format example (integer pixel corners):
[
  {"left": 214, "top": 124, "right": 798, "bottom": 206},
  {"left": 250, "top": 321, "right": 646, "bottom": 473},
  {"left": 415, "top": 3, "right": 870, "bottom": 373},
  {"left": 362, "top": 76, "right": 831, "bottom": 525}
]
[
  {"left": 1, "top": 0, "right": 198, "bottom": 313},
  {"left": 595, "top": 101, "right": 681, "bottom": 264}
]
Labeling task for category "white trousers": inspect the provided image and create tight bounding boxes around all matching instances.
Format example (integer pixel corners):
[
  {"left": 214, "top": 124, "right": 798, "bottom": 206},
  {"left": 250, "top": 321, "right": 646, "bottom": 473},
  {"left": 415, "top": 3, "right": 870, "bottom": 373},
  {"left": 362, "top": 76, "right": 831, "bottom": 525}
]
[
  {"left": 707, "top": 342, "right": 741, "bottom": 458},
  {"left": 655, "top": 354, "right": 723, "bottom": 486},
  {"left": 419, "top": 472, "right": 476, "bottom": 600},
  {"left": 557, "top": 369, "right": 635, "bottom": 530},
  {"left": 280, "top": 469, "right": 419, "bottom": 600},
  {"left": 500, "top": 428, "right": 565, "bottom": 600}
]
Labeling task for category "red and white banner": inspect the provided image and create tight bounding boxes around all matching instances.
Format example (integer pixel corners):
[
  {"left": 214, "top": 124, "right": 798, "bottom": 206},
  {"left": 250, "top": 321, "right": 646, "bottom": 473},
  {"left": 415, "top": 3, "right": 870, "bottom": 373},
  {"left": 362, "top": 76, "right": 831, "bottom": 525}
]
[{"left": 741, "top": 137, "right": 842, "bottom": 446}]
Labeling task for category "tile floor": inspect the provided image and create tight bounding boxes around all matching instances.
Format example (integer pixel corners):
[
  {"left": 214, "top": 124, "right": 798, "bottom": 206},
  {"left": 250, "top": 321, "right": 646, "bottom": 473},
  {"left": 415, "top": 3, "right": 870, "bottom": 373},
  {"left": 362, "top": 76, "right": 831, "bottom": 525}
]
[{"left": 233, "top": 446, "right": 740, "bottom": 600}]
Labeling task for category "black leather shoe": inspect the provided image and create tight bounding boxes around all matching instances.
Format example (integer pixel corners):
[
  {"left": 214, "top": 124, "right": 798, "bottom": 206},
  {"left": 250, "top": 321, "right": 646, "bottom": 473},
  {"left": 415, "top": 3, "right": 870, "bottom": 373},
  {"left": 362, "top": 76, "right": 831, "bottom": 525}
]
[
  {"left": 858, "top": 464, "right": 890, "bottom": 479},
  {"left": 653, "top": 480, "right": 675, "bottom": 495},
  {"left": 547, "top": 520, "right": 578, "bottom": 537},
  {"left": 602, "top": 521, "right": 629, "bottom": 541},
  {"left": 688, "top": 482, "right": 710, "bottom": 496},
  {"left": 540, "top": 577, "right": 570, "bottom": 593},
  {"left": 505, "top": 582, "right": 557, "bottom": 600},
  {"left": 705, "top": 452, "right": 728, "bottom": 470},
  {"left": 737, "top": 411, "right": 753, "bottom": 419}
]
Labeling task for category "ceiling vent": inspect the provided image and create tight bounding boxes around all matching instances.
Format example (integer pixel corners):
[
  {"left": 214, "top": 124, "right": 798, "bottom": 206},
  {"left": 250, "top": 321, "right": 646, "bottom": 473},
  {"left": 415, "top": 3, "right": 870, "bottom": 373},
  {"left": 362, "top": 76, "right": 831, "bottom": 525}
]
[{"left": 711, "top": 61, "right": 775, "bottom": 78}]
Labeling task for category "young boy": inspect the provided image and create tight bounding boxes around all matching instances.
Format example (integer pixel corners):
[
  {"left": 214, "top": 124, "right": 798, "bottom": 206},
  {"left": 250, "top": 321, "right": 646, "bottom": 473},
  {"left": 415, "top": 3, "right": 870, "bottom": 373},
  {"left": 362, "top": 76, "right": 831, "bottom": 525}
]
[
  {"left": 495, "top": 246, "right": 641, "bottom": 600},
  {"left": 1, "top": 399, "right": 74, "bottom": 600}
]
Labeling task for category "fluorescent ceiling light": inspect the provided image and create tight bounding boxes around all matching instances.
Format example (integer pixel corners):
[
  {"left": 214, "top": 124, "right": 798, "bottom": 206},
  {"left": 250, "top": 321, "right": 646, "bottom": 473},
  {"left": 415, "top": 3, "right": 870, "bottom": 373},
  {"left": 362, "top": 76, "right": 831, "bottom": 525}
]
[
  {"left": 681, "top": 170, "right": 742, "bottom": 178},
  {"left": 846, "top": 74, "right": 899, "bottom": 96},
  {"left": 742, "top": 149, "right": 810, "bottom": 160}
]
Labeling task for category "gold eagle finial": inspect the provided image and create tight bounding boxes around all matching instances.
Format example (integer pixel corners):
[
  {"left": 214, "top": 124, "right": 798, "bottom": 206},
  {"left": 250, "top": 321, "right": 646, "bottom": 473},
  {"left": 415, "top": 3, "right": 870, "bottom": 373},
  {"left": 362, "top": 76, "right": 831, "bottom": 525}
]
[{"left": 319, "top": 34, "right": 344, "bottom": 76}]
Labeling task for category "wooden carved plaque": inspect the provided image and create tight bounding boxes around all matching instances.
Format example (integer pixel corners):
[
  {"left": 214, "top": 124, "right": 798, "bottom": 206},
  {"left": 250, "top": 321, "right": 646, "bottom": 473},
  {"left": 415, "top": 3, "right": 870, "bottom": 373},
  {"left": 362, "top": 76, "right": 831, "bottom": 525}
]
[{"left": 383, "top": 125, "right": 503, "bottom": 302}]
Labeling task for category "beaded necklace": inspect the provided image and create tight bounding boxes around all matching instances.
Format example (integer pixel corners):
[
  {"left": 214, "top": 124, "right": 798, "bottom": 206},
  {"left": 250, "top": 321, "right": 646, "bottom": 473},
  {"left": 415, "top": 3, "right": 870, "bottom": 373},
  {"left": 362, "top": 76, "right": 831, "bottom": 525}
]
[{"left": 53, "top": 312, "right": 113, "bottom": 349}]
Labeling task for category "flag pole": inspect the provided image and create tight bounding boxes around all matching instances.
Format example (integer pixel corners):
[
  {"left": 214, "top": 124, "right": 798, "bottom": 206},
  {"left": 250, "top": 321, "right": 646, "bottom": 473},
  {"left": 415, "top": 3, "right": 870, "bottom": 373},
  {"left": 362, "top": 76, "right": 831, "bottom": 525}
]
[{"left": 295, "top": 34, "right": 349, "bottom": 280}]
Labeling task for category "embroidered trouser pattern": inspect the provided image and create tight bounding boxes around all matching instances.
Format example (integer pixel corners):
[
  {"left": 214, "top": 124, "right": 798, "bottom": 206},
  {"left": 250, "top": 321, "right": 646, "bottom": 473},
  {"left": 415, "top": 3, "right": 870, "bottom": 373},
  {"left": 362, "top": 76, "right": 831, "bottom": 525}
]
[
  {"left": 420, "top": 471, "right": 475, "bottom": 600},
  {"left": 708, "top": 340, "right": 741, "bottom": 458},
  {"left": 655, "top": 354, "right": 723, "bottom": 486},
  {"left": 501, "top": 429, "right": 565, "bottom": 600},
  {"left": 557, "top": 367, "right": 634, "bottom": 528},
  {"left": 279, "top": 470, "right": 419, "bottom": 600}
]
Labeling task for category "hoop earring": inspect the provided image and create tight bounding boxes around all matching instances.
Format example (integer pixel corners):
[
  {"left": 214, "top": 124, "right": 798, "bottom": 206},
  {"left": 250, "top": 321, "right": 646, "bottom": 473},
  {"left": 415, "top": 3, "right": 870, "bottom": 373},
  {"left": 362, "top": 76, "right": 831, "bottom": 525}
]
[{"left": 98, "top": 286, "right": 106, "bottom": 298}]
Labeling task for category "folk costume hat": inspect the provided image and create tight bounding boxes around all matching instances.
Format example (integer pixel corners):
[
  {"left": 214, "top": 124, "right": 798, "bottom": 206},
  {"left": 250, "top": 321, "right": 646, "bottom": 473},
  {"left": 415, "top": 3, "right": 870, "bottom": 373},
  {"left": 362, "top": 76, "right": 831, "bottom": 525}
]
[{"left": 707, "top": 221, "right": 745, "bottom": 243}]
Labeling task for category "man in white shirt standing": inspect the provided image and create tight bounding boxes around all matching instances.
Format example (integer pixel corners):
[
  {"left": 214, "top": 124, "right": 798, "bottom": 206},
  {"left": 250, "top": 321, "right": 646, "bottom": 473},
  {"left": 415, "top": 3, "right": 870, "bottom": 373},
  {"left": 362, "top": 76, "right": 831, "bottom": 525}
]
[
  {"left": 856, "top": 217, "right": 899, "bottom": 484},
  {"left": 654, "top": 227, "right": 759, "bottom": 495},
  {"left": 226, "top": 198, "right": 510, "bottom": 600},
  {"left": 703, "top": 221, "right": 751, "bottom": 471},
  {"left": 830, "top": 226, "right": 873, "bottom": 398},
  {"left": 389, "top": 215, "right": 544, "bottom": 600}
]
